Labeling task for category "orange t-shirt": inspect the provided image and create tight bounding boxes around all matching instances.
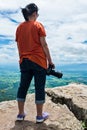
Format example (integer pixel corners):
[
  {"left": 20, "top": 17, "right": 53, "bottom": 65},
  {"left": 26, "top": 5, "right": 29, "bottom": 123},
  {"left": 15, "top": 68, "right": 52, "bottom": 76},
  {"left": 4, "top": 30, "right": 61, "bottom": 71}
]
[{"left": 15, "top": 21, "right": 47, "bottom": 69}]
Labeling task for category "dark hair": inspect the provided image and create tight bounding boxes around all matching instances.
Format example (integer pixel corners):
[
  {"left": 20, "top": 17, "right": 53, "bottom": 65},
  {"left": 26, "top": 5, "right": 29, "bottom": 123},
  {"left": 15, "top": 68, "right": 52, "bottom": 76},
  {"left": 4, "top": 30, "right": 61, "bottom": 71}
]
[{"left": 21, "top": 3, "right": 38, "bottom": 21}]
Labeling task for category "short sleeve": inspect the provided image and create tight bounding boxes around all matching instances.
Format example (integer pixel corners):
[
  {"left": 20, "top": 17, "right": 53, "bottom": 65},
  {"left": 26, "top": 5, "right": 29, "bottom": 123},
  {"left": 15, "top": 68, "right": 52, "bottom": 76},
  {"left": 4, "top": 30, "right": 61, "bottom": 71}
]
[{"left": 38, "top": 23, "right": 46, "bottom": 37}]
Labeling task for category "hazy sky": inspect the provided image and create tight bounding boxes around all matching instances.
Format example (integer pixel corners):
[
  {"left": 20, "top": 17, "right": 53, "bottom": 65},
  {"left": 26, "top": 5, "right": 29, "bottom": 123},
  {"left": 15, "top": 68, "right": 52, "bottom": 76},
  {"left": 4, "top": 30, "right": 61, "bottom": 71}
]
[{"left": 0, "top": 0, "right": 87, "bottom": 65}]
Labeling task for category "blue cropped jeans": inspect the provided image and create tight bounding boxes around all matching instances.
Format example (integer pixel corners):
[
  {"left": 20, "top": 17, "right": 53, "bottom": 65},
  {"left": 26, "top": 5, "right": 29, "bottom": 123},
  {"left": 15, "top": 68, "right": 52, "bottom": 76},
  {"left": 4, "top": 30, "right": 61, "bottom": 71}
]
[{"left": 17, "top": 58, "right": 46, "bottom": 104}]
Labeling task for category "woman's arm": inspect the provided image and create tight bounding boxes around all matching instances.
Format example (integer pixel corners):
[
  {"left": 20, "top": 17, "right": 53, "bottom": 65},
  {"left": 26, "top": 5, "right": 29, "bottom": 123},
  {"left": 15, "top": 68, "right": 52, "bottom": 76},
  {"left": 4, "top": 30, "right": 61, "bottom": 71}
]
[{"left": 40, "top": 37, "right": 55, "bottom": 68}]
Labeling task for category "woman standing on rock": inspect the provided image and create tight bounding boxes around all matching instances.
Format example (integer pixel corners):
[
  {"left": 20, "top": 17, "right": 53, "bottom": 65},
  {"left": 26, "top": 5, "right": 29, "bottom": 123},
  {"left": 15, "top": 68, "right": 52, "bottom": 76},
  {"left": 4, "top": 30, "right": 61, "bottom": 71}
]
[{"left": 15, "top": 3, "right": 54, "bottom": 123}]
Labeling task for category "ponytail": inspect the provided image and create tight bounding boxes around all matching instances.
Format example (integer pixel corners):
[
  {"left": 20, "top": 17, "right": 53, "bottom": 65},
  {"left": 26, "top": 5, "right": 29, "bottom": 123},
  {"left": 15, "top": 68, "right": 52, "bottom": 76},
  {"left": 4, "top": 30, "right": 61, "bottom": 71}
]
[{"left": 21, "top": 8, "right": 29, "bottom": 21}]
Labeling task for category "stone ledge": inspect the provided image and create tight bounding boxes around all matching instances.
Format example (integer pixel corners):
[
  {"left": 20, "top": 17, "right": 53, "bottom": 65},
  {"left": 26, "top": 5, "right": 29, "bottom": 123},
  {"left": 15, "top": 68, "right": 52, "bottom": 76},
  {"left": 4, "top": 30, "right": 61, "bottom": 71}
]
[
  {"left": 0, "top": 84, "right": 86, "bottom": 130},
  {"left": 46, "top": 83, "right": 87, "bottom": 121}
]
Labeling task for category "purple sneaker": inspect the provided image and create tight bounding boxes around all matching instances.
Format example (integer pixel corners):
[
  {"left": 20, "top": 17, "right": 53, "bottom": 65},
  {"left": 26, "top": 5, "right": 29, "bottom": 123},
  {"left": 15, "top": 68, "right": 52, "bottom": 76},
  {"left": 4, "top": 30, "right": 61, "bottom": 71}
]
[
  {"left": 36, "top": 112, "right": 49, "bottom": 123},
  {"left": 17, "top": 113, "right": 26, "bottom": 121}
]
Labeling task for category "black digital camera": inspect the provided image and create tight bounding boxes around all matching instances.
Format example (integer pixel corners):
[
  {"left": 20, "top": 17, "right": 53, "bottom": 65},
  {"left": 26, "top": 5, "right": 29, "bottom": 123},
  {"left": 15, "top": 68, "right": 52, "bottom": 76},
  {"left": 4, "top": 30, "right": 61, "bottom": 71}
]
[{"left": 46, "top": 65, "right": 63, "bottom": 78}]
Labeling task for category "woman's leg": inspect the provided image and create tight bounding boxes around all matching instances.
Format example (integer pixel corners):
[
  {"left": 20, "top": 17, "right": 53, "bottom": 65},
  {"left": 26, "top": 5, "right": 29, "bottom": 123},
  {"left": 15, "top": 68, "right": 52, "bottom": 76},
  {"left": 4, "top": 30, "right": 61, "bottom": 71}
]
[
  {"left": 17, "top": 70, "right": 33, "bottom": 115},
  {"left": 36, "top": 103, "right": 43, "bottom": 116},
  {"left": 34, "top": 66, "right": 46, "bottom": 117}
]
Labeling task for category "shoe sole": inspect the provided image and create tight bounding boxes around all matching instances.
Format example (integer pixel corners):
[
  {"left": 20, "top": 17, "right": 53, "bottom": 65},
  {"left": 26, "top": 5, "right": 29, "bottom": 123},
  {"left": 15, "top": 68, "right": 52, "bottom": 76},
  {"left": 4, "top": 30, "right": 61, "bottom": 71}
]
[
  {"left": 16, "top": 117, "right": 25, "bottom": 121},
  {"left": 36, "top": 118, "right": 44, "bottom": 123}
]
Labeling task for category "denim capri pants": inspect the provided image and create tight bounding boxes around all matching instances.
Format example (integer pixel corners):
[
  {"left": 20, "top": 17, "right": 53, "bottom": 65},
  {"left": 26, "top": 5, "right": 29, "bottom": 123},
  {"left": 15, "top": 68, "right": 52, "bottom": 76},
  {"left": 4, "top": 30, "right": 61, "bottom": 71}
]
[{"left": 17, "top": 58, "right": 46, "bottom": 104}]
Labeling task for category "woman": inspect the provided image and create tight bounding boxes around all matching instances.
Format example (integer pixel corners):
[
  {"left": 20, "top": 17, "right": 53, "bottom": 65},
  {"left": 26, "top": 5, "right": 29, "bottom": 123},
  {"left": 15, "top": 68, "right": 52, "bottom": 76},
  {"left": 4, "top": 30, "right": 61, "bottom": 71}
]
[{"left": 15, "top": 3, "right": 54, "bottom": 123}]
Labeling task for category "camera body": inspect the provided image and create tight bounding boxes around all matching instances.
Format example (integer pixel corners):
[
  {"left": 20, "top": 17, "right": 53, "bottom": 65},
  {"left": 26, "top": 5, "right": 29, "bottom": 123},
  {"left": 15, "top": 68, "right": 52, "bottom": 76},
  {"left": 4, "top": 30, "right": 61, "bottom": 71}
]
[{"left": 46, "top": 65, "right": 63, "bottom": 78}]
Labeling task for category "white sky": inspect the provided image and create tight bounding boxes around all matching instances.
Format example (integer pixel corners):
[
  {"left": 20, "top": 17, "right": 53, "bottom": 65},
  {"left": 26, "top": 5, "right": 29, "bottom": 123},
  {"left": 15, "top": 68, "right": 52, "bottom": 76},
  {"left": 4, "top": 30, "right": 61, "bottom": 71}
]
[{"left": 0, "top": 0, "right": 87, "bottom": 65}]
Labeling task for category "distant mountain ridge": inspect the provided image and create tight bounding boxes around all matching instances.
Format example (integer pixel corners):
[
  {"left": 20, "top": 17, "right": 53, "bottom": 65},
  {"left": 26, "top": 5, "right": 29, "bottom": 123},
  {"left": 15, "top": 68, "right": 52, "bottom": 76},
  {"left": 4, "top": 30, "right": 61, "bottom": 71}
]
[
  {"left": 57, "top": 63, "right": 87, "bottom": 71},
  {"left": 0, "top": 63, "right": 87, "bottom": 71}
]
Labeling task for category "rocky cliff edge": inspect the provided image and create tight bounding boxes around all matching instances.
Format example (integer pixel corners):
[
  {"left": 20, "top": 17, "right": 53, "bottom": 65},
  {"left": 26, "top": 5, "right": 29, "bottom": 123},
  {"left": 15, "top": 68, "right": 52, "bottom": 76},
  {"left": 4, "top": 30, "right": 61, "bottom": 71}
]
[{"left": 0, "top": 83, "right": 87, "bottom": 130}]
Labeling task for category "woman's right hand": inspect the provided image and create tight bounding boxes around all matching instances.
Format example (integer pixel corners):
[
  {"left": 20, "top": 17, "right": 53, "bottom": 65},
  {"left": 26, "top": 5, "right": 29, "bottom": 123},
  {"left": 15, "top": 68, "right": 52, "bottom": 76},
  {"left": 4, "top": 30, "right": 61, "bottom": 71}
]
[{"left": 48, "top": 62, "right": 55, "bottom": 69}]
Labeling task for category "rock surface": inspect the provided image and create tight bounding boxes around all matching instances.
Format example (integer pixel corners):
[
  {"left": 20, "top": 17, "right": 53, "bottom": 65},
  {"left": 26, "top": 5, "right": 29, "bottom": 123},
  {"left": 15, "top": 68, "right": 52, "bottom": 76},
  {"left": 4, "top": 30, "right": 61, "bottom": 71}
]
[
  {"left": 0, "top": 83, "right": 86, "bottom": 130},
  {"left": 46, "top": 83, "right": 87, "bottom": 121}
]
